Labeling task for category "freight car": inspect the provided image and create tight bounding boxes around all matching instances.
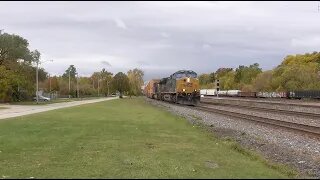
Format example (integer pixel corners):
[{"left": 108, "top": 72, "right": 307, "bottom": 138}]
[
  {"left": 288, "top": 90, "right": 320, "bottom": 99},
  {"left": 200, "top": 88, "right": 320, "bottom": 100},
  {"left": 144, "top": 79, "right": 160, "bottom": 99},
  {"left": 256, "top": 92, "right": 288, "bottom": 98},
  {"left": 154, "top": 70, "right": 200, "bottom": 105}
]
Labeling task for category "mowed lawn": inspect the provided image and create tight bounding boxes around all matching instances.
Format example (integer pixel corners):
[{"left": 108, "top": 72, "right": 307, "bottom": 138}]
[{"left": 0, "top": 98, "right": 295, "bottom": 178}]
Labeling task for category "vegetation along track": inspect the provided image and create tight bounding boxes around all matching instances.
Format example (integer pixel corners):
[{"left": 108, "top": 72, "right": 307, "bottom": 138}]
[
  {"left": 194, "top": 104, "right": 320, "bottom": 138},
  {"left": 200, "top": 101, "right": 320, "bottom": 119}
]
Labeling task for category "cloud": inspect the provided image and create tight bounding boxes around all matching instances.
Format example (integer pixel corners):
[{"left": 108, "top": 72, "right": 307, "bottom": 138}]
[
  {"left": 291, "top": 36, "right": 320, "bottom": 48},
  {"left": 101, "top": 60, "right": 112, "bottom": 67},
  {"left": 114, "top": 18, "right": 127, "bottom": 29},
  {"left": 0, "top": 1, "right": 319, "bottom": 80},
  {"left": 160, "top": 32, "right": 170, "bottom": 38}
]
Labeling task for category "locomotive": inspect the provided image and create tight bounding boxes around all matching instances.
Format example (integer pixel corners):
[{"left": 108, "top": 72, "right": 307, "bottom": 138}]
[{"left": 145, "top": 70, "right": 200, "bottom": 106}]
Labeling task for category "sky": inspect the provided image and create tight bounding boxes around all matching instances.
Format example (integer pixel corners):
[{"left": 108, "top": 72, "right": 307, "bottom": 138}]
[{"left": 1, "top": 1, "right": 320, "bottom": 80}]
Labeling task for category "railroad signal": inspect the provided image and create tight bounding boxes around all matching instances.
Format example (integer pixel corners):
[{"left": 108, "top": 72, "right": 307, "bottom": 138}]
[
  {"left": 216, "top": 79, "right": 220, "bottom": 90},
  {"left": 216, "top": 79, "right": 220, "bottom": 97}
]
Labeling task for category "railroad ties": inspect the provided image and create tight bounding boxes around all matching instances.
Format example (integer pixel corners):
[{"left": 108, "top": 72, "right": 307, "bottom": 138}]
[{"left": 197, "top": 98, "right": 320, "bottom": 138}]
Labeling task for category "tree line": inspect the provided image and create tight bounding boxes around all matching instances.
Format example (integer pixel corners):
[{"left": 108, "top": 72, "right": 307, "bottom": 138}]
[
  {"left": 0, "top": 32, "right": 144, "bottom": 102},
  {"left": 199, "top": 52, "right": 320, "bottom": 92}
]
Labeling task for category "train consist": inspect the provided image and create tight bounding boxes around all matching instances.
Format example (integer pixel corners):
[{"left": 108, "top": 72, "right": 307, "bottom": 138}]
[
  {"left": 200, "top": 89, "right": 320, "bottom": 99},
  {"left": 144, "top": 70, "right": 200, "bottom": 105}
]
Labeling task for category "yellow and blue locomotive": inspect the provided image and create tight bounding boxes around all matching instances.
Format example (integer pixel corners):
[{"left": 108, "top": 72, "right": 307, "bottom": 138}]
[{"left": 156, "top": 70, "right": 200, "bottom": 106}]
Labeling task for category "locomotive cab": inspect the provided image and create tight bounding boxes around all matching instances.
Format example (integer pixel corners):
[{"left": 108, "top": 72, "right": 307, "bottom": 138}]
[{"left": 172, "top": 70, "right": 200, "bottom": 105}]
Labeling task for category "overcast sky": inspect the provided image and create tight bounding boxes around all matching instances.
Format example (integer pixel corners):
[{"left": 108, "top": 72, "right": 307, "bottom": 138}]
[{"left": 1, "top": 1, "right": 320, "bottom": 80}]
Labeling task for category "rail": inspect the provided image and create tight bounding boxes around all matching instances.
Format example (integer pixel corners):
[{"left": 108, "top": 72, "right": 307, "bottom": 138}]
[{"left": 194, "top": 104, "right": 320, "bottom": 138}]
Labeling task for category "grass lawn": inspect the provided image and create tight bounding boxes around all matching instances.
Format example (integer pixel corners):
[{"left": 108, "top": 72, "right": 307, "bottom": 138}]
[{"left": 0, "top": 98, "right": 296, "bottom": 178}]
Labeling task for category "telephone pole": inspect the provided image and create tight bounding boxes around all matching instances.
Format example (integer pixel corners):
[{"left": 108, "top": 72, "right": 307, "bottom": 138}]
[
  {"left": 69, "top": 69, "right": 71, "bottom": 99},
  {"left": 76, "top": 73, "right": 79, "bottom": 98},
  {"left": 97, "top": 78, "right": 100, "bottom": 97},
  {"left": 49, "top": 74, "right": 51, "bottom": 92}
]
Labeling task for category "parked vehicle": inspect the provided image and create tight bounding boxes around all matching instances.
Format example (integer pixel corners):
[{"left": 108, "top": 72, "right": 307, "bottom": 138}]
[{"left": 33, "top": 95, "right": 51, "bottom": 101}]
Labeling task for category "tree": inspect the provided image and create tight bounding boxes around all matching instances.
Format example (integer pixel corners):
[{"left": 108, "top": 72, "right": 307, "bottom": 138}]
[
  {"left": 0, "top": 33, "right": 33, "bottom": 67},
  {"left": 62, "top": 65, "right": 77, "bottom": 80},
  {"left": 198, "top": 73, "right": 211, "bottom": 86},
  {"left": 0, "top": 66, "right": 19, "bottom": 102},
  {"left": 220, "top": 70, "right": 237, "bottom": 90},
  {"left": 271, "top": 52, "right": 320, "bottom": 91},
  {"left": 252, "top": 70, "right": 273, "bottom": 92},
  {"left": 46, "top": 76, "right": 60, "bottom": 92},
  {"left": 111, "top": 72, "right": 130, "bottom": 98},
  {"left": 0, "top": 33, "right": 47, "bottom": 101},
  {"left": 234, "top": 63, "right": 262, "bottom": 85},
  {"left": 209, "top": 72, "right": 215, "bottom": 82},
  {"left": 215, "top": 68, "right": 233, "bottom": 79},
  {"left": 62, "top": 65, "right": 77, "bottom": 97},
  {"left": 127, "top": 68, "right": 144, "bottom": 96},
  {"left": 100, "top": 68, "right": 113, "bottom": 96}
]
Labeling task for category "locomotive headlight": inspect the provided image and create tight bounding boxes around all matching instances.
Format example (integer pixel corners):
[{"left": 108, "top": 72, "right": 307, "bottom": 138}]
[
  {"left": 187, "top": 77, "right": 190, "bottom": 83},
  {"left": 183, "top": 89, "right": 186, "bottom": 92}
]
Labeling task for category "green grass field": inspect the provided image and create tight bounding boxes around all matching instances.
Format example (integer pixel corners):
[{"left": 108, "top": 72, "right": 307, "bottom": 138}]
[{"left": 0, "top": 98, "right": 296, "bottom": 178}]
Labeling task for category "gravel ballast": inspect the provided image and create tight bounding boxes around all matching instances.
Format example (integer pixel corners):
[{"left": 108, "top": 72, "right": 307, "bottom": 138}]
[{"left": 145, "top": 98, "right": 320, "bottom": 178}]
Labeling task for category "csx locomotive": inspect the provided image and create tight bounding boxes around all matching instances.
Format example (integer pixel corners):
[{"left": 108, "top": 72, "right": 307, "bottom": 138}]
[{"left": 144, "top": 70, "right": 200, "bottom": 105}]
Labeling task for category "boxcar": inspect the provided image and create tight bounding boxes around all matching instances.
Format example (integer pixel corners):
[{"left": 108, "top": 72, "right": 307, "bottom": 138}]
[
  {"left": 289, "top": 90, "right": 320, "bottom": 99},
  {"left": 238, "top": 91, "right": 257, "bottom": 98}
]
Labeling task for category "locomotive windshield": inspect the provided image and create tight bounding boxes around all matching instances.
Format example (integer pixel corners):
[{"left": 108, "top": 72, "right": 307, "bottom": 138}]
[{"left": 174, "top": 70, "right": 197, "bottom": 78}]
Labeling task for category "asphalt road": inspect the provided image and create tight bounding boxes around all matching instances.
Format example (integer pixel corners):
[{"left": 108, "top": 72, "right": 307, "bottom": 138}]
[{"left": 0, "top": 97, "right": 118, "bottom": 120}]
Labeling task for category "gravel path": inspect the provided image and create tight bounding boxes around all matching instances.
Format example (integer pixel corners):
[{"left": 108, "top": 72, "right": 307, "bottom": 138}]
[
  {"left": 0, "top": 97, "right": 118, "bottom": 120},
  {"left": 145, "top": 98, "right": 320, "bottom": 178}
]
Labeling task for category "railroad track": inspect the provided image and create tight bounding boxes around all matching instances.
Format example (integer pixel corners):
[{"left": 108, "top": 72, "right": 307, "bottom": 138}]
[
  {"left": 200, "top": 101, "right": 320, "bottom": 119},
  {"left": 201, "top": 96, "right": 320, "bottom": 109},
  {"left": 194, "top": 104, "right": 320, "bottom": 137}
]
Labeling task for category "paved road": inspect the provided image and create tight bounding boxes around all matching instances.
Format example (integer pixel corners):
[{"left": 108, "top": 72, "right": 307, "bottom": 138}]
[{"left": 0, "top": 97, "right": 118, "bottom": 120}]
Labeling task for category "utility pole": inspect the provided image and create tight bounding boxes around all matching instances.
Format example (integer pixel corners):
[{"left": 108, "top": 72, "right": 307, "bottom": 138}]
[
  {"left": 49, "top": 73, "right": 52, "bottom": 99},
  {"left": 49, "top": 74, "right": 51, "bottom": 92},
  {"left": 107, "top": 81, "right": 110, "bottom": 96},
  {"left": 77, "top": 73, "right": 79, "bottom": 98},
  {"left": 69, "top": 69, "right": 71, "bottom": 99},
  {"left": 36, "top": 61, "right": 39, "bottom": 104},
  {"left": 35, "top": 59, "right": 53, "bottom": 103},
  {"left": 98, "top": 78, "right": 100, "bottom": 97}
]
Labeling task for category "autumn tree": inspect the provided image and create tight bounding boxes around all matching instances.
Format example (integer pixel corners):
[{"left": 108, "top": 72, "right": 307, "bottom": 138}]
[
  {"left": 111, "top": 72, "right": 130, "bottom": 98},
  {"left": 127, "top": 68, "right": 144, "bottom": 96},
  {"left": 252, "top": 70, "right": 273, "bottom": 92},
  {"left": 45, "top": 76, "right": 60, "bottom": 92}
]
